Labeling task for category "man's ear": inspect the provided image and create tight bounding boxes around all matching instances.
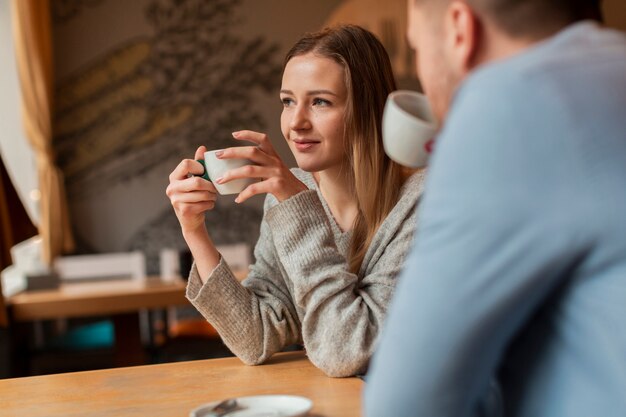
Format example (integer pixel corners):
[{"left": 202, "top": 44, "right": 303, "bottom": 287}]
[{"left": 444, "top": 1, "right": 480, "bottom": 76}]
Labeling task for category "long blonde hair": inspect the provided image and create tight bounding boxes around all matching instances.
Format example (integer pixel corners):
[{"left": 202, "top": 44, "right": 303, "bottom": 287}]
[{"left": 284, "top": 25, "right": 407, "bottom": 274}]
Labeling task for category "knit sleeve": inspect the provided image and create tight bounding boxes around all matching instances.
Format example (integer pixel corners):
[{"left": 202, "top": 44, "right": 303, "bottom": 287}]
[
  {"left": 186, "top": 195, "right": 301, "bottom": 365},
  {"left": 265, "top": 189, "right": 418, "bottom": 377}
]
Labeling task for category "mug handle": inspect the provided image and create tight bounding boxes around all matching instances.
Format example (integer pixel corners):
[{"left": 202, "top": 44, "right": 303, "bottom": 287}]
[{"left": 194, "top": 159, "right": 210, "bottom": 181}]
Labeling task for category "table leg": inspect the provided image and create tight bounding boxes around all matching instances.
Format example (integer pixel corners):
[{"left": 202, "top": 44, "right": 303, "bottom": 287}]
[
  {"left": 0, "top": 327, "right": 10, "bottom": 378},
  {"left": 112, "top": 313, "right": 146, "bottom": 367},
  {"left": 6, "top": 320, "right": 31, "bottom": 377}
]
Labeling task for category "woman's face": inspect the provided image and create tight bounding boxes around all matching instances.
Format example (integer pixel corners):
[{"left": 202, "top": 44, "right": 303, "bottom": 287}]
[{"left": 280, "top": 53, "right": 349, "bottom": 173}]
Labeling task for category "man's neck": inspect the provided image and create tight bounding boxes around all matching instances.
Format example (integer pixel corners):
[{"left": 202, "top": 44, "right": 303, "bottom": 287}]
[{"left": 473, "top": 21, "right": 561, "bottom": 69}]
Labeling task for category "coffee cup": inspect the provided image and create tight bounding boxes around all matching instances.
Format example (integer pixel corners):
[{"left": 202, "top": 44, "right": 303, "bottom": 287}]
[
  {"left": 382, "top": 90, "right": 438, "bottom": 168},
  {"left": 197, "top": 149, "right": 254, "bottom": 195}
]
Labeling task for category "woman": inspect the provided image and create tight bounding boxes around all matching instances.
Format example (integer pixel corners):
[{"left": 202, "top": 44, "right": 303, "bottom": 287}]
[{"left": 166, "top": 24, "right": 426, "bottom": 377}]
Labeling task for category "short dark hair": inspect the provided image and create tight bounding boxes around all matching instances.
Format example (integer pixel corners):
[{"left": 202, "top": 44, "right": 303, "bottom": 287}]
[
  {"left": 477, "top": 0, "right": 603, "bottom": 37},
  {"left": 415, "top": 0, "right": 603, "bottom": 38}
]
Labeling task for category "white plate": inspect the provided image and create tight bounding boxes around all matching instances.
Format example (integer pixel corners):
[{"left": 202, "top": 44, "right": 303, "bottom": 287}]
[{"left": 190, "top": 395, "right": 313, "bottom": 417}]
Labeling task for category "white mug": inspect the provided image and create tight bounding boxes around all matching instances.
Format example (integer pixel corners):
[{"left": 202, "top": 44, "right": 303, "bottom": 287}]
[
  {"left": 199, "top": 149, "right": 254, "bottom": 195},
  {"left": 382, "top": 90, "right": 439, "bottom": 168}
]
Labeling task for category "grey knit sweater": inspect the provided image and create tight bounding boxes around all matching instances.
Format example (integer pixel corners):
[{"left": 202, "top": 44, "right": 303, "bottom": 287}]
[{"left": 186, "top": 168, "right": 426, "bottom": 377}]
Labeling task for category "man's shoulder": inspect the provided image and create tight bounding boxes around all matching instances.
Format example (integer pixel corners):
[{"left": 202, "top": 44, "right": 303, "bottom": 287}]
[{"left": 462, "top": 22, "right": 626, "bottom": 98}]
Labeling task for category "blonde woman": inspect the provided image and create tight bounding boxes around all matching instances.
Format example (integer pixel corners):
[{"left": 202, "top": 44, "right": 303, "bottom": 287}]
[{"left": 166, "top": 24, "right": 426, "bottom": 377}]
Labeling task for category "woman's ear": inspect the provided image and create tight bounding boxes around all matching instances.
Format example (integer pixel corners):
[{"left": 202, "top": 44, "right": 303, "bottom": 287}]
[{"left": 444, "top": 1, "right": 480, "bottom": 77}]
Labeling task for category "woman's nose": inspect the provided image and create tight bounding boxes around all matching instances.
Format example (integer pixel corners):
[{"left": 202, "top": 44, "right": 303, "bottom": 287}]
[{"left": 290, "top": 105, "right": 312, "bottom": 130}]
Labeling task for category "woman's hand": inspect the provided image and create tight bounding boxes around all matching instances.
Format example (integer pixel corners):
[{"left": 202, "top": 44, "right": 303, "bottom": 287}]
[
  {"left": 217, "top": 130, "right": 308, "bottom": 203},
  {"left": 166, "top": 145, "right": 218, "bottom": 235}
]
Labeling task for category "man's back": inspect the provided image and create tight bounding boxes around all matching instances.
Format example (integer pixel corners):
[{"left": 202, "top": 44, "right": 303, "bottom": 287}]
[
  {"left": 490, "top": 22, "right": 626, "bottom": 416},
  {"left": 365, "top": 22, "right": 626, "bottom": 417}
]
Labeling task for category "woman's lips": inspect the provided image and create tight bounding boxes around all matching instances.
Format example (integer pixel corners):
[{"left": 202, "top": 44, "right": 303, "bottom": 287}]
[{"left": 293, "top": 139, "right": 320, "bottom": 152}]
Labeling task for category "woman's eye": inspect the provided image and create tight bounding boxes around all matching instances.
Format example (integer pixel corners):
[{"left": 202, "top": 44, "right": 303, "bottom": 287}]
[
  {"left": 312, "top": 98, "right": 331, "bottom": 107},
  {"left": 281, "top": 97, "right": 294, "bottom": 107}
]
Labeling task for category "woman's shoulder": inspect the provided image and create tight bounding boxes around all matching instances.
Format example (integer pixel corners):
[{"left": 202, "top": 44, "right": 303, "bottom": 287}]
[
  {"left": 363, "top": 169, "right": 428, "bottom": 272},
  {"left": 383, "top": 169, "right": 427, "bottom": 227},
  {"left": 399, "top": 169, "right": 427, "bottom": 204}
]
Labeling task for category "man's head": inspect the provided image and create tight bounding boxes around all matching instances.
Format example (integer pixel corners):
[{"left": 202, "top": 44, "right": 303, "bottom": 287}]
[{"left": 407, "top": 0, "right": 603, "bottom": 121}]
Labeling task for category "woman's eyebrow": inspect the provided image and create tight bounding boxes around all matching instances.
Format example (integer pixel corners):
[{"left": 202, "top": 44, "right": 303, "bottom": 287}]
[
  {"left": 307, "top": 90, "right": 338, "bottom": 96},
  {"left": 280, "top": 89, "right": 338, "bottom": 96}
]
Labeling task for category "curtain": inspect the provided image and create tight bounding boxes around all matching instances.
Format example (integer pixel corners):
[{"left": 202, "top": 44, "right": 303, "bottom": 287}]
[{"left": 11, "top": 0, "right": 74, "bottom": 265}]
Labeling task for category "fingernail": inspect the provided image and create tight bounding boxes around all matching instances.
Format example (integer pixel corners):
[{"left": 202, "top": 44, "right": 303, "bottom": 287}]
[
  {"left": 234, "top": 197, "right": 240, "bottom": 204},
  {"left": 215, "top": 150, "right": 224, "bottom": 158},
  {"left": 216, "top": 177, "right": 224, "bottom": 184},
  {"left": 232, "top": 131, "right": 240, "bottom": 137}
]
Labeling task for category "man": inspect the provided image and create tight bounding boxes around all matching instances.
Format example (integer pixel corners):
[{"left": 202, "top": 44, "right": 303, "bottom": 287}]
[{"left": 365, "top": 1, "right": 626, "bottom": 416}]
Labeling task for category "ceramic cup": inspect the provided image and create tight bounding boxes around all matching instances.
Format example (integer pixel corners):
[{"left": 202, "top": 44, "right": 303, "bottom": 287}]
[
  {"left": 197, "top": 149, "right": 254, "bottom": 195},
  {"left": 382, "top": 90, "right": 439, "bottom": 168}
]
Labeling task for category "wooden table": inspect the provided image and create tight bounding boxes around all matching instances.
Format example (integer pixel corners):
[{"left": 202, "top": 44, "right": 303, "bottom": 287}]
[
  {"left": 6, "top": 270, "right": 247, "bottom": 321},
  {"left": 6, "top": 277, "right": 188, "bottom": 322},
  {"left": 5, "top": 272, "right": 248, "bottom": 372},
  {"left": 5, "top": 277, "right": 190, "bottom": 370},
  {"left": 0, "top": 351, "right": 363, "bottom": 417}
]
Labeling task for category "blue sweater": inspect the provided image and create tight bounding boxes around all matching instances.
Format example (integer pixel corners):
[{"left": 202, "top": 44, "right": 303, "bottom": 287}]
[{"left": 365, "top": 22, "right": 626, "bottom": 417}]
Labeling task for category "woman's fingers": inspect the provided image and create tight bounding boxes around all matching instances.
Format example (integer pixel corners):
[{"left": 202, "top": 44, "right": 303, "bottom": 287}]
[
  {"left": 169, "top": 134, "right": 305, "bottom": 204},
  {"left": 168, "top": 146, "right": 207, "bottom": 181},
  {"left": 217, "top": 146, "right": 275, "bottom": 166},
  {"left": 180, "top": 177, "right": 217, "bottom": 193},
  {"left": 194, "top": 145, "right": 207, "bottom": 160},
  {"left": 234, "top": 178, "right": 282, "bottom": 204},
  {"left": 235, "top": 181, "right": 266, "bottom": 204},
  {"left": 175, "top": 200, "right": 215, "bottom": 215},
  {"left": 166, "top": 147, "right": 220, "bottom": 233},
  {"left": 217, "top": 164, "right": 278, "bottom": 184},
  {"left": 169, "top": 158, "right": 205, "bottom": 181},
  {"left": 167, "top": 176, "right": 217, "bottom": 194},
  {"left": 171, "top": 190, "right": 216, "bottom": 204},
  {"left": 167, "top": 179, "right": 217, "bottom": 216},
  {"left": 231, "top": 130, "right": 277, "bottom": 155}
]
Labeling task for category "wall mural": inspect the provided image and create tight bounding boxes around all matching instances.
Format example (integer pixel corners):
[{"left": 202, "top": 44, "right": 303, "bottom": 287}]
[
  {"left": 53, "top": 0, "right": 106, "bottom": 23},
  {"left": 53, "top": 0, "right": 283, "bottom": 272},
  {"left": 55, "top": 0, "right": 282, "bottom": 194},
  {"left": 51, "top": 0, "right": 417, "bottom": 274}
]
